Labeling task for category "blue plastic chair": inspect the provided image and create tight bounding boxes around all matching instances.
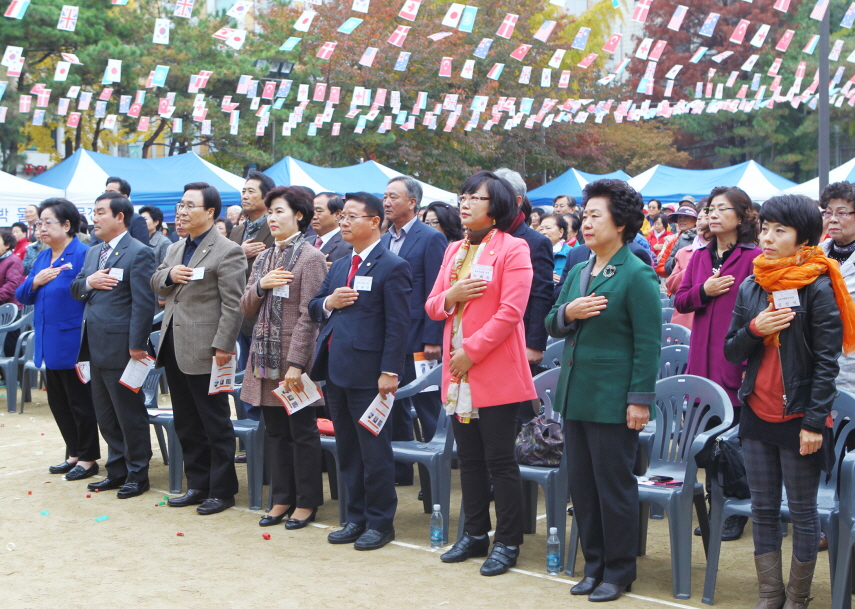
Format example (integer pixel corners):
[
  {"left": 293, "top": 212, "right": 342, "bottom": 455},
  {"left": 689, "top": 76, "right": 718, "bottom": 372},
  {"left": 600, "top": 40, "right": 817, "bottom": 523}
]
[
  {"left": 2, "top": 311, "right": 35, "bottom": 413},
  {"left": 230, "top": 385, "right": 266, "bottom": 510},
  {"left": 0, "top": 303, "right": 21, "bottom": 348},
  {"left": 542, "top": 339, "right": 565, "bottom": 370},
  {"left": 567, "top": 375, "right": 733, "bottom": 599},
  {"left": 319, "top": 431, "right": 346, "bottom": 526},
  {"left": 832, "top": 432, "right": 855, "bottom": 609},
  {"left": 662, "top": 307, "right": 674, "bottom": 324},
  {"left": 659, "top": 345, "right": 690, "bottom": 379},
  {"left": 662, "top": 323, "right": 691, "bottom": 347},
  {"left": 20, "top": 330, "right": 45, "bottom": 407}
]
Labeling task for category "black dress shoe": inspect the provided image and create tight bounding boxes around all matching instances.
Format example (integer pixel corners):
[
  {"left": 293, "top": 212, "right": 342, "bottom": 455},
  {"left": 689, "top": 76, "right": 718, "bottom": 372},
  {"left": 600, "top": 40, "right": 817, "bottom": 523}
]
[
  {"left": 480, "top": 542, "right": 519, "bottom": 576},
  {"left": 570, "top": 576, "right": 601, "bottom": 595},
  {"left": 285, "top": 508, "right": 318, "bottom": 530},
  {"left": 588, "top": 582, "right": 631, "bottom": 602},
  {"left": 328, "top": 522, "right": 366, "bottom": 544},
  {"left": 354, "top": 528, "right": 395, "bottom": 550},
  {"left": 234, "top": 453, "right": 247, "bottom": 464},
  {"left": 167, "top": 489, "right": 209, "bottom": 507},
  {"left": 440, "top": 534, "right": 490, "bottom": 563},
  {"left": 49, "top": 461, "right": 77, "bottom": 474},
  {"left": 196, "top": 497, "right": 235, "bottom": 515},
  {"left": 65, "top": 463, "right": 99, "bottom": 481},
  {"left": 88, "top": 477, "right": 126, "bottom": 491},
  {"left": 259, "top": 506, "right": 295, "bottom": 527},
  {"left": 722, "top": 515, "right": 748, "bottom": 541},
  {"left": 117, "top": 480, "right": 150, "bottom": 499}
]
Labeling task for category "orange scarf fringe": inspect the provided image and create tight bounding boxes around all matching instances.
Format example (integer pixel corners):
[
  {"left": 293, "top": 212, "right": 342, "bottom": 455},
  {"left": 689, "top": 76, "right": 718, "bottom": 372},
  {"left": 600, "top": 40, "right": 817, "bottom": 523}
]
[{"left": 753, "top": 246, "right": 855, "bottom": 354}]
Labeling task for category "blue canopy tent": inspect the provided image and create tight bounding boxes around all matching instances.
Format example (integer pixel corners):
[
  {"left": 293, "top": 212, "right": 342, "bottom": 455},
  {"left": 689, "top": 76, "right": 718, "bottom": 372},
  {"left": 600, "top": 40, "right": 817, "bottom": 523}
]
[
  {"left": 528, "top": 169, "right": 631, "bottom": 207},
  {"left": 32, "top": 149, "right": 245, "bottom": 222},
  {"left": 627, "top": 161, "right": 796, "bottom": 204}
]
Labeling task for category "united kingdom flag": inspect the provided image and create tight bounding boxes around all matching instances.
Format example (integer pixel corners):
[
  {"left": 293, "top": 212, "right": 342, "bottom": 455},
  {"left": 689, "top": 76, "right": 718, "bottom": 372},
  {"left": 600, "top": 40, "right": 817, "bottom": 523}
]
[
  {"left": 57, "top": 5, "right": 78, "bottom": 32},
  {"left": 173, "top": 0, "right": 194, "bottom": 19}
]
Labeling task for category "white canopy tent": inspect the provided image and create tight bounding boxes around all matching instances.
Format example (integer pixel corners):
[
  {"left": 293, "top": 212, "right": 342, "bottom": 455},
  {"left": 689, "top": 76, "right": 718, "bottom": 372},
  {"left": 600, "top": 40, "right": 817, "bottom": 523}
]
[{"left": 0, "top": 170, "right": 64, "bottom": 225}]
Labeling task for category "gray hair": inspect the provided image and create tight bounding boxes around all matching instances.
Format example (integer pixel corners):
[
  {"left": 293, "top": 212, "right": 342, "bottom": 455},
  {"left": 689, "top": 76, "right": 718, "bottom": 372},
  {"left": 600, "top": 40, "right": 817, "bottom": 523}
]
[
  {"left": 388, "top": 175, "right": 423, "bottom": 209},
  {"left": 494, "top": 168, "right": 526, "bottom": 199}
]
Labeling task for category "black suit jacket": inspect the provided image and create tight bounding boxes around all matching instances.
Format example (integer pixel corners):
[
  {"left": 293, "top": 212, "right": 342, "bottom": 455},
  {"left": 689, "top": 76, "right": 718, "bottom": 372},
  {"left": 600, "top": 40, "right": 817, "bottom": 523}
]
[
  {"left": 511, "top": 223, "right": 553, "bottom": 352},
  {"left": 319, "top": 229, "right": 353, "bottom": 264},
  {"left": 308, "top": 244, "right": 412, "bottom": 389}
]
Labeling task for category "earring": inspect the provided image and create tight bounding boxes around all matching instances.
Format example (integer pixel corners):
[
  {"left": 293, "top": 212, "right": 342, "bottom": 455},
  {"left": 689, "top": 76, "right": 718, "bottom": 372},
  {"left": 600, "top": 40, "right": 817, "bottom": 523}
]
[{"left": 492, "top": 218, "right": 496, "bottom": 226}]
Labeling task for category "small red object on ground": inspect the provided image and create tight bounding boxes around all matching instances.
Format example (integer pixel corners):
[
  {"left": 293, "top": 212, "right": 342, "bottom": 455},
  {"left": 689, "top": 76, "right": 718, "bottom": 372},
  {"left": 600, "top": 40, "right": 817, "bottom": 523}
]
[
  {"left": 86, "top": 494, "right": 91, "bottom": 498},
  {"left": 27, "top": 491, "right": 32, "bottom": 495},
  {"left": 176, "top": 532, "right": 184, "bottom": 536},
  {"left": 94, "top": 489, "right": 99, "bottom": 493},
  {"left": 262, "top": 533, "right": 271, "bottom": 540}
]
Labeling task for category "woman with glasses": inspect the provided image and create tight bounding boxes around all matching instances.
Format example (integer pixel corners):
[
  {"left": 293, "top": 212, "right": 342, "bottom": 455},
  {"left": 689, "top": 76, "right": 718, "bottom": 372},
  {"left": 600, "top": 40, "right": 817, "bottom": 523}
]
[
  {"left": 426, "top": 170, "right": 536, "bottom": 576},
  {"left": 424, "top": 201, "right": 464, "bottom": 243},
  {"left": 16, "top": 199, "right": 99, "bottom": 480}
]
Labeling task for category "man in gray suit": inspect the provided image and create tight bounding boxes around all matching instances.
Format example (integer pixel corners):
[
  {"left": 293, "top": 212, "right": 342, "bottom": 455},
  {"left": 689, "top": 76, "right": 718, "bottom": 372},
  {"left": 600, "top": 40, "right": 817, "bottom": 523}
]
[
  {"left": 71, "top": 193, "right": 156, "bottom": 499},
  {"left": 152, "top": 182, "right": 246, "bottom": 515},
  {"left": 311, "top": 192, "right": 352, "bottom": 266}
]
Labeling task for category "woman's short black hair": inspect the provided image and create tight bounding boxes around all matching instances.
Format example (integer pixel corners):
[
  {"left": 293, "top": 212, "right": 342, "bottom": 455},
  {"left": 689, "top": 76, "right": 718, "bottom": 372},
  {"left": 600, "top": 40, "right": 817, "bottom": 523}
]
[
  {"left": 426, "top": 201, "right": 464, "bottom": 242},
  {"left": 459, "top": 170, "right": 519, "bottom": 232},
  {"left": 11, "top": 222, "right": 26, "bottom": 233},
  {"left": 708, "top": 186, "right": 759, "bottom": 244},
  {"left": 139, "top": 205, "right": 164, "bottom": 232},
  {"left": 38, "top": 197, "right": 80, "bottom": 236},
  {"left": 651, "top": 214, "right": 666, "bottom": 228},
  {"left": 759, "top": 195, "right": 824, "bottom": 247},
  {"left": 539, "top": 213, "right": 568, "bottom": 240},
  {"left": 265, "top": 186, "right": 314, "bottom": 233},
  {"left": 0, "top": 229, "right": 16, "bottom": 250},
  {"left": 582, "top": 179, "right": 645, "bottom": 244},
  {"left": 566, "top": 213, "right": 582, "bottom": 235}
]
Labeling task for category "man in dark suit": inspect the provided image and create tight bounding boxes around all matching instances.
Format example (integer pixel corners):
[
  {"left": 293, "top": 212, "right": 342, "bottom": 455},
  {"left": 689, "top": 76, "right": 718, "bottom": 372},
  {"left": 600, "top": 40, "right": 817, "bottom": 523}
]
[
  {"left": 309, "top": 192, "right": 412, "bottom": 551},
  {"left": 311, "top": 192, "right": 352, "bottom": 265},
  {"left": 229, "top": 170, "right": 276, "bottom": 425},
  {"left": 70, "top": 193, "right": 156, "bottom": 499},
  {"left": 380, "top": 176, "right": 447, "bottom": 487},
  {"left": 94, "top": 177, "right": 150, "bottom": 246}
]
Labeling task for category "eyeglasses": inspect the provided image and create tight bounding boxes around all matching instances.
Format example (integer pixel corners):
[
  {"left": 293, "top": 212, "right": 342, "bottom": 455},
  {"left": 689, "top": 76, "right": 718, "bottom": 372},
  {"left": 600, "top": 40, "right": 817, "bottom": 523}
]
[
  {"left": 424, "top": 219, "right": 440, "bottom": 227},
  {"left": 175, "top": 202, "right": 204, "bottom": 212},
  {"left": 458, "top": 195, "right": 490, "bottom": 205},
  {"left": 337, "top": 214, "right": 377, "bottom": 224},
  {"left": 35, "top": 220, "right": 61, "bottom": 228},
  {"left": 703, "top": 206, "right": 735, "bottom": 215},
  {"left": 821, "top": 209, "right": 855, "bottom": 219}
]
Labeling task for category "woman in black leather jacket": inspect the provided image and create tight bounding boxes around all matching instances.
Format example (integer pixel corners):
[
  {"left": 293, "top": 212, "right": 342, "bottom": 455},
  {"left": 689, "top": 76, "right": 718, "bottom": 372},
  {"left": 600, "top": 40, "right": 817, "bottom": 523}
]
[{"left": 724, "top": 194, "right": 855, "bottom": 609}]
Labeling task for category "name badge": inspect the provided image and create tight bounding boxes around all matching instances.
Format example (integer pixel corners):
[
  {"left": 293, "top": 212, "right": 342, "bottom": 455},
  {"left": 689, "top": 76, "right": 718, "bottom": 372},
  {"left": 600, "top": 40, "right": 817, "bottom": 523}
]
[
  {"left": 108, "top": 267, "right": 124, "bottom": 281},
  {"left": 191, "top": 267, "right": 205, "bottom": 280},
  {"left": 470, "top": 264, "right": 493, "bottom": 281},
  {"left": 773, "top": 288, "right": 800, "bottom": 309},
  {"left": 273, "top": 285, "right": 290, "bottom": 298},
  {"left": 353, "top": 276, "right": 373, "bottom": 291}
]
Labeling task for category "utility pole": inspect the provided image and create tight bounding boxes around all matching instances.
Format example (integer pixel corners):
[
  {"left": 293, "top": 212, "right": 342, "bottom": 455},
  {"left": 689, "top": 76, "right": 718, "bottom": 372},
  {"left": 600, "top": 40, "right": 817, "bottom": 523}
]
[{"left": 818, "top": 7, "right": 830, "bottom": 191}]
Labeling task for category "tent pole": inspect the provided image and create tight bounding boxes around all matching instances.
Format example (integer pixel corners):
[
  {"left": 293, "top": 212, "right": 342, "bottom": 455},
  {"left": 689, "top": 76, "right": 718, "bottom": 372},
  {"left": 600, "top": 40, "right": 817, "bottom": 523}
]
[{"left": 818, "top": 7, "right": 830, "bottom": 192}]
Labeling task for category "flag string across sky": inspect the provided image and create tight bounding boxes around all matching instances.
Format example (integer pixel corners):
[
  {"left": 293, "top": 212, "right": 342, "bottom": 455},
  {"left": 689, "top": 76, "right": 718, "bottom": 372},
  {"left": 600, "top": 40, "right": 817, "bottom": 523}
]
[{"left": 2, "top": 0, "right": 855, "bottom": 137}]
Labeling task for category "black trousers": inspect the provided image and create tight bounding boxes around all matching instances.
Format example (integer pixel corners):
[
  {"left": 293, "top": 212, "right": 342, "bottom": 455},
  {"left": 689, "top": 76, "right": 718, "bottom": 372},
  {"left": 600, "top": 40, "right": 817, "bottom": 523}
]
[
  {"left": 452, "top": 402, "right": 524, "bottom": 547},
  {"left": 392, "top": 353, "right": 442, "bottom": 484},
  {"left": 566, "top": 420, "right": 640, "bottom": 586},
  {"left": 90, "top": 365, "right": 151, "bottom": 483},
  {"left": 326, "top": 377, "right": 397, "bottom": 531},
  {"left": 161, "top": 327, "right": 238, "bottom": 498},
  {"left": 44, "top": 367, "right": 100, "bottom": 462},
  {"left": 261, "top": 405, "right": 324, "bottom": 508}
]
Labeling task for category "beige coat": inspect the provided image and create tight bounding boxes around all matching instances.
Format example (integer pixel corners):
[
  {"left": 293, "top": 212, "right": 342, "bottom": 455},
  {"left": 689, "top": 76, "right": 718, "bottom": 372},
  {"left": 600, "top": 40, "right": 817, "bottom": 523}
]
[
  {"left": 151, "top": 228, "right": 247, "bottom": 375},
  {"left": 238, "top": 244, "right": 327, "bottom": 407}
]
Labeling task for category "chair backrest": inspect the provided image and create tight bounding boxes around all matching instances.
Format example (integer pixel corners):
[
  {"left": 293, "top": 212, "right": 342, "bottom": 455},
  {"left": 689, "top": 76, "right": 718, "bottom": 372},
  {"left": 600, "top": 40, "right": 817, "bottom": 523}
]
[
  {"left": 659, "top": 344, "right": 690, "bottom": 379},
  {"left": 23, "top": 329, "right": 36, "bottom": 362},
  {"left": 542, "top": 339, "right": 565, "bottom": 370},
  {"left": 662, "top": 307, "right": 674, "bottom": 324},
  {"left": 142, "top": 368, "right": 163, "bottom": 408},
  {"left": 532, "top": 367, "right": 561, "bottom": 420},
  {"left": 661, "top": 323, "right": 691, "bottom": 347},
  {"left": 149, "top": 330, "right": 161, "bottom": 349},
  {"left": 828, "top": 390, "right": 855, "bottom": 494},
  {"left": 649, "top": 375, "right": 733, "bottom": 477},
  {"left": 0, "top": 303, "right": 18, "bottom": 327},
  {"left": 152, "top": 311, "right": 164, "bottom": 325}
]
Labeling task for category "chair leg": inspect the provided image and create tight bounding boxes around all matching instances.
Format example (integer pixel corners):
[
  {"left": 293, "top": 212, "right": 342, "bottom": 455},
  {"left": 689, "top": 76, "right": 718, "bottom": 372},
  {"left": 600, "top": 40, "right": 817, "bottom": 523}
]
[
  {"left": 246, "top": 431, "right": 263, "bottom": 510},
  {"left": 154, "top": 425, "right": 169, "bottom": 465},
  {"left": 166, "top": 419, "right": 184, "bottom": 495},
  {"left": 545, "top": 478, "right": 568, "bottom": 572},
  {"left": 323, "top": 451, "right": 338, "bottom": 500},
  {"left": 418, "top": 462, "right": 432, "bottom": 514},
  {"left": 7, "top": 364, "right": 17, "bottom": 413},
  {"left": 565, "top": 515, "right": 579, "bottom": 577},
  {"left": 701, "top": 500, "right": 728, "bottom": 605},
  {"left": 650, "top": 504, "right": 665, "bottom": 519},
  {"left": 638, "top": 501, "right": 650, "bottom": 556},
  {"left": 668, "top": 497, "right": 693, "bottom": 599},
  {"left": 522, "top": 479, "right": 538, "bottom": 535},
  {"left": 694, "top": 487, "right": 711, "bottom": 558},
  {"left": 438, "top": 459, "right": 452, "bottom": 545},
  {"left": 832, "top": 537, "right": 855, "bottom": 609}
]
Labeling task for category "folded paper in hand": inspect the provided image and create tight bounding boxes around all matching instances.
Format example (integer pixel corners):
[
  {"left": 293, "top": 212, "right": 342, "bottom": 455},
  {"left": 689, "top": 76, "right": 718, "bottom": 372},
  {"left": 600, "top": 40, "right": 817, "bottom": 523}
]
[
  {"left": 272, "top": 373, "right": 322, "bottom": 415},
  {"left": 119, "top": 356, "right": 155, "bottom": 392},
  {"left": 358, "top": 392, "right": 395, "bottom": 436},
  {"left": 208, "top": 354, "right": 236, "bottom": 394}
]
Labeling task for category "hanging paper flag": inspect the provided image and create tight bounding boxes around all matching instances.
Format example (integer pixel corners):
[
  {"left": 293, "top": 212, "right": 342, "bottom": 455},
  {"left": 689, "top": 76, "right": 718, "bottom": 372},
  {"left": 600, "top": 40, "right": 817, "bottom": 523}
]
[
  {"left": 316, "top": 41, "right": 337, "bottom": 60},
  {"left": 689, "top": 47, "right": 708, "bottom": 63},
  {"left": 486, "top": 63, "right": 504, "bottom": 80},
  {"left": 212, "top": 27, "right": 234, "bottom": 40},
  {"left": 665, "top": 64, "right": 683, "bottom": 79},
  {"left": 61, "top": 52, "right": 82, "bottom": 64},
  {"left": 577, "top": 54, "right": 597, "bottom": 69},
  {"left": 338, "top": 17, "right": 362, "bottom": 34},
  {"left": 174, "top": 0, "right": 194, "bottom": 18},
  {"left": 439, "top": 57, "right": 452, "bottom": 77},
  {"left": 35, "top": 90, "right": 50, "bottom": 107},
  {"left": 750, "top": 24, "right": 770, "bottom": 47},
  {"left": 831, "top": 39, "right": 844, "bottom": 61},
  {"left": 67, "top": 112, "right": 84, "bottom": 128},
  {"left": 730, "top": 20, "right": 749, "bottom": 44},
  {"left": 226, "top": 0, "right": 252, "bottom": 19},
  {"left": 394, "top": 51, "right": 410, "bottom": 71},
  {"left": 571, "top": 28, "right": 590, "bottom": 51},
  {"left": 225, "top": 29, "right": 246, "bottom": 50},
  {"left": 1, "top": 45, "right": 21, "bottom": 67},
  {"left": 540, "top": 68, "right": 551, "bottom": 86},
  {"left": 313, "top": 83, "right": 326, "bottom": 102},
  {"left": 768, "top": 57, "right": 782, "bottom": 76},
  {"left": 152, "top": 65, "right": 169, "bottom": 87},
  {"left": 510, "top": 44, "right": 531, "bottom": 61},
  {"left": 280, "top": 37, "right": 301, "bottom": 51},
  {"left": 153, "top": 18, "right": 170, "bottom": 45},
  {"left": 359, "top": 47, "right": 378, "bottom": 66},
  {"left": 294, "top": 10, "right": 316, "bottom": 32},
  {"left": 388, "top": 25, "right": 410, "bottom": 47},
  {"left": 547, "top": 49, "right": 565, "bottom": 69},
  {"left": 698, "top": 13, "right": 720, "bottom": 37},
  {"left": 614, "top": 57, "right": 631, "bottom": 75},
  {"left": 635, "top": 38, "right": 653, "bottom": 60},
  {"left": 138, "top": 116, "right": 150, "bottom": 132},
  {"left": 427, "top": 32, "right": 452, "bottom": 41},
  {"left": 197, "top": 70, "right": 213, "bottom": 88},
  {"left": 398, "top": 0, "right": 420, "bottom": 21},
  {"left": 603, "top": 33, "right": 622, "bottom": 53},
  {"left": 103, "top": 59, "right": 122, "bottom": 83},
  {"left": 4, "top": 0, "right": 30, "bottom": 19},
  {"left": 56, "top": 5, "right": 78, "bottom": 32},
  {"left": 810, "top": 0, "right": 829, "bottom": 21},
  {"left": 558, "top": 70, "right": 571, "bottom": 88},
  {"left": 54, "top": 61, "right": 70, "bottom": 81},
  {"left": 649, "top": 40, "right": 668, "bottom": 61},
  {"left": 534, "top": 20, "right": 557, "bottom": 43},
  {"left": 741, "top": 54, "right": 759, "bottom": 70},
  {"left": 519, "top": 66, "right": 531, "bottom": 84},
  {"left": 631, "top": 0, "right": 653, "bottom": 23},
  {"left": 842, "top": 3, "right": 855, "bottom": 28},
  {"left": 473, "top": 38, "right": 492, "bottom": 58},
  {"left": 496, "top": 14, "right": 518, "bottom": 39},
  {"left": 352, "top": 0, "right": 369, "bottom": 13},
  {"left": 726, "top": 70, "right": 738, "bottom": 87},
  {"left": 711, "top": 51, "right": 733, "bottom": 63},
  {"left": 668, "top": 5, "right": 688, "bottom": 31},
  {"left": 57, "top": 97, "right": 69, "bottom": 115},
  {"left": 173, "top": 117, "right": 183, "bottom": 132},
  {"left": 773, "top": 0, "right": 791, "bottom": 10},
  {"left": 803, "top": 35, "right": 819, "bottom": 54},
  {"left": 776, "top": 29, "right": 795, "bottom": 52},
  {"left": 458, "top": 6, "right": 477, "bottom": 32},
  {"left": 112, "top": 0, "right": 128, "bottom": 5},
  {"left": 664, "top": 80, "right": 675, "bottom": 97},
  {"left": 736, "top": 84, "right": 748, "bottom": 98},
  {"left": 460, "top": 59, "right": 475, "bottom": 78},
  {"left": 442, "top": 3, "right": 463, "bottom": 28}
]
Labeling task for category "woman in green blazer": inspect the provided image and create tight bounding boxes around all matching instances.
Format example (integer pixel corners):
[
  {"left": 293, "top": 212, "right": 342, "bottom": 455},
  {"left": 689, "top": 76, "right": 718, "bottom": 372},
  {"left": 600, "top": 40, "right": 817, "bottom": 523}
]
[{"left": 545, "top": 179, "right": 661, "bottom": 602}]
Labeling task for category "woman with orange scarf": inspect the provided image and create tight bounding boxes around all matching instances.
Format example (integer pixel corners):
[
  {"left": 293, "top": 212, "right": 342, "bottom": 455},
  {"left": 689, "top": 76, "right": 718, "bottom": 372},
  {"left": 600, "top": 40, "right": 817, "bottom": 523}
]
[{"left": 725, "top": 194, "right": 855, "bottom": 609}]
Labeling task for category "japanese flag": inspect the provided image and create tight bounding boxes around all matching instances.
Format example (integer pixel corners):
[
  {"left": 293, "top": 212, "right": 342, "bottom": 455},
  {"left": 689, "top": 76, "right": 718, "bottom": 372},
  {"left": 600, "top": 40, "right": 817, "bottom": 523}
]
[
  {"left": 104, "top": 59, "right": 122, "bottom": 83},
  {"left": 441, "top": 3, "right": 463, "bottom": 28},
  {"left": 225, "top": 30, "right": 247, "bottom": 50},
  {"left": 153, "top": 18, "right": 170, "bottom": 45},
  {"left": 293, "top": 10, "right": 316, "bottom": 33},
  {"left": 54, "top": 61, "right": 71, "bottom": 81}
]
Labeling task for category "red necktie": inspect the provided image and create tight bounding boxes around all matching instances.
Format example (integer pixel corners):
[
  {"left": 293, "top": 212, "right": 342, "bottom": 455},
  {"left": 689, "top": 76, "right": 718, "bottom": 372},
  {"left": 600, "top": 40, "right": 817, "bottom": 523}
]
[
  {"left": 347, "top": 254, "right": 362, "bottom": 287},
  {"left": 314, "top": 236, "right": 323, "bottom": 248}
]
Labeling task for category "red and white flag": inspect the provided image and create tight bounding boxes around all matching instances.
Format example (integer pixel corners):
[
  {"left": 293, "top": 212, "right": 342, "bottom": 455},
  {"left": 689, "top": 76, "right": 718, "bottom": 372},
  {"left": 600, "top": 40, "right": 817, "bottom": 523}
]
[
  {"left": 35, "top": 90, "right": 50, "bottom": 107},
  {"left": 398, "top": 0, "right": 420, "bottom": 21},
  {"left": 60, "top": 52, "right": 82, "bottom": 64},
  {"left": 603, "top": 34, "right": 622, "bottom": 53},
  {"left": 773, "top": 0, "right": 791, "bottom": 12},
  {"left": 173, "top": 0, "right": 194, "bottom": 18},
  {"left": 750, "top": 24, "right": 770, "bottom": 47},
  {"left": 438, "top": 57, "right": 452, "bottom": 77},
  {"left": 316, "top": 41, "right": 337, "bottom": 60},
  {"left": 388, "top": 25, "right": 410, "bottom": 47},
  {"left": 667, "top": 5, "right": 688, "bottom": 31},
  {"left": 4, "top": 0, "right": 31, "bottom": 20},
  {"left": 138, "top": 116, "right": 150, "bottom": 132},
  {"left": 441, "top": 3, "right": 463, "bottom": 28},
  {"left": 56, "top": 5, "right": 78, "bottom": 32},
  {"left": 533, "top": 20, "right": 557, "bottom": 43},
  {"left": 577, "top": 54, "right": 598, "bottom": 69},
  {"left": 293, "top": 10, "right": 316, "bottom": 33},
  {"left": 358, "top": 47, "right": 378, "bottom": 67},
  {"left": 776, "top": 29, "right": 795, "bottom": 52},
  {"left": 212, "top": 27, "right": 233, "bottom": 41},
  {"left": 509, "top": 44, "right": 531, "bottom": 61},
  {"left": 649, "top": 40, "right": 668, "bottom": 62},
  {"left": 496, "top": 14, "right": 518, "bottom": 39},
  {"left": 261, "top": 81, "right": 276, "bottom": 100},
  {"left": 730, "top": 20, "right": 749, "bottom": 44},
  {"left": 54, "top": 61, "right": 70, "bottom": 81},
  {"left": 67, "top": 112, "right": 81, "bottom": 127},
  {"left": 631, "top": 0, "right": 653, "bottom": 23}
]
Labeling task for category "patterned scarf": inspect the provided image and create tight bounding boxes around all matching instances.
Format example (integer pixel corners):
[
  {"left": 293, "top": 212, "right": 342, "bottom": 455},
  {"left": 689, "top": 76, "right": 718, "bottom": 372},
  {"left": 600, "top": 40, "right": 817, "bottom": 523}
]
[
  {"left": 250, "top": 233, "right": 306, "bottom": 379},
  {"left": 445, "top": 228, "right": 497, "bottom": 421},
  {"left": 243, "top": 213, "right": 269, "bottom": 242},
  {"left": 753, "top": 246, "right": 855, "bottom": 353}
]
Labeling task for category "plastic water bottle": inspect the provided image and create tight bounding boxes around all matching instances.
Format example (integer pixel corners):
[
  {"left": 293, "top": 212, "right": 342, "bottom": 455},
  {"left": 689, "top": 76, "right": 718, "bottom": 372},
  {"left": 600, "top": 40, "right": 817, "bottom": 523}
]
[
  {"left": 430, "top": 504, "right": 443, "bottom": 548},
  {"left": 546, "top": 527, "right": 561, "bottom": 574}
]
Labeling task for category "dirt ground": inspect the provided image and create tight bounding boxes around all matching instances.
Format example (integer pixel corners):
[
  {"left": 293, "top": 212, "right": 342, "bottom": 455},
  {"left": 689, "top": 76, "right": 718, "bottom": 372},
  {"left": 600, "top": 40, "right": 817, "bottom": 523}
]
[{"left": 0, "top": 391, "right": 836, "bottom": 609}]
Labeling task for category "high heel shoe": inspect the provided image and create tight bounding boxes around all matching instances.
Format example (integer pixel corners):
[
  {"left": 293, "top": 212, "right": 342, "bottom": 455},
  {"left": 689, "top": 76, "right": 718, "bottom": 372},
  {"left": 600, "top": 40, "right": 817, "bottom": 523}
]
[
  {"left": 285, "top": 508, "right": 318, "bottom": 530},
  {"left": 259, "top": 506, "right": 295, "bottom": 527}
]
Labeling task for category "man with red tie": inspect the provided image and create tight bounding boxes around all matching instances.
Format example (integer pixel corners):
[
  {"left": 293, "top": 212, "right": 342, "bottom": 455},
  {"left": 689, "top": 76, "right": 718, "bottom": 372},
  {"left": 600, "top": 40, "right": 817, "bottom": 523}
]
[{"left": 309, "top": 192, "right": 411, "bottom": 551}]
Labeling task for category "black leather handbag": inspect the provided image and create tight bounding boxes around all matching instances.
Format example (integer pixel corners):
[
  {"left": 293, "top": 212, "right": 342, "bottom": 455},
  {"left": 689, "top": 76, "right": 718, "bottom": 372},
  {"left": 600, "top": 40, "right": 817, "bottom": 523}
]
[{"left": 710, "top": 431, "right": 751, "bottom": 500}]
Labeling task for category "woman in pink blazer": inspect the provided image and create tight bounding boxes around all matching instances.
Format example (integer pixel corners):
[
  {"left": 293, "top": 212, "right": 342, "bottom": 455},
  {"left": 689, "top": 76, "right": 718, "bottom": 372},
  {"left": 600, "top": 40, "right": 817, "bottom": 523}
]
[{"left": 425, "top": 170, "right": 536, "bottom": 576}]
